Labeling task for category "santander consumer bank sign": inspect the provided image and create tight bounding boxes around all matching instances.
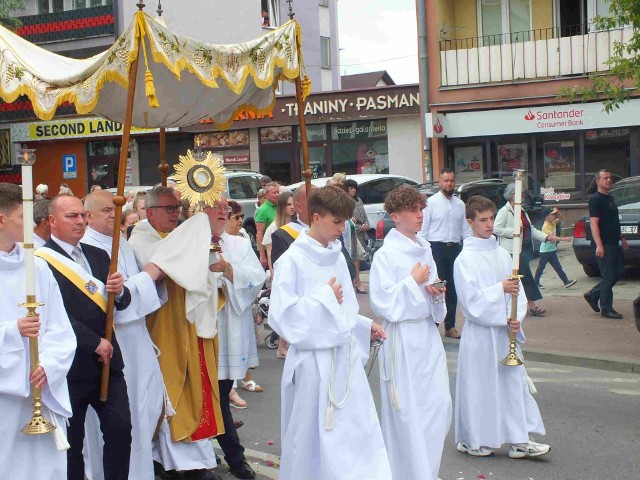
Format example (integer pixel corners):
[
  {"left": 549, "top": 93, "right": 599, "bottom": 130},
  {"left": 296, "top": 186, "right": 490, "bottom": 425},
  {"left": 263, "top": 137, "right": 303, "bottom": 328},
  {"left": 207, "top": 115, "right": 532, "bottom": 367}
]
[{"left": 440, "top": 99, "right": 640, "bottom": 138}]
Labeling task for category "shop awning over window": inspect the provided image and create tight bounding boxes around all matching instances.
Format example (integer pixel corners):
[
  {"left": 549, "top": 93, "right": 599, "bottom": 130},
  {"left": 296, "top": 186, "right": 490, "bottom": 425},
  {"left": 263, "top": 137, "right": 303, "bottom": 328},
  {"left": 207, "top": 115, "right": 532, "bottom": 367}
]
[{"left": 0, "top": 11, "right": 309, "bottom": 129}]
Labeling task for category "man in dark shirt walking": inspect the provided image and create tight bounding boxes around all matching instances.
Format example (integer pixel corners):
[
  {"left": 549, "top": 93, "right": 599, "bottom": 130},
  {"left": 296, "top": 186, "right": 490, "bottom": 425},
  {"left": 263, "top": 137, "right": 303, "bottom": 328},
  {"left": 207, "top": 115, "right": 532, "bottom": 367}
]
[{"left": 583, "top": 169, "right": 629, "bottom": 319}]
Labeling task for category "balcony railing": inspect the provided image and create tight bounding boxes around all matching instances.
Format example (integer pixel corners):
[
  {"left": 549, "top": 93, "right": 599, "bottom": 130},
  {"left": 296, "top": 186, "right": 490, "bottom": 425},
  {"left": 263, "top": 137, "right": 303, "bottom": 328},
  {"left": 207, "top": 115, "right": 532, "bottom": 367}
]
[
  {"left": 16, "top": 5, "right": 115, "bottom": 44},
  {"left": 439, "top": 23, "right": 634, "bottom": 87}
]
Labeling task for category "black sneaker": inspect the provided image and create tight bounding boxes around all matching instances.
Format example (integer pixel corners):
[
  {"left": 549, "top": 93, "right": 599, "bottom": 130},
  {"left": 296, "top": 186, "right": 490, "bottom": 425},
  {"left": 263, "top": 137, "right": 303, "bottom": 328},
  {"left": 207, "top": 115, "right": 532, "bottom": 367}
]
[
  {"left": 228, "top": 460, "right": 256, "bottom": 479},
  {"left": 583, "top": 293, "right": 600, "bottom": 313},
  {"left": 183, "top": 469, "right": 222, "bottom": 480},
  {"left": 601, "top": 310, "right": 623, "bottom": 319},
  {"left": 564, "top": 279, "right": 577, "bottom": 288}
]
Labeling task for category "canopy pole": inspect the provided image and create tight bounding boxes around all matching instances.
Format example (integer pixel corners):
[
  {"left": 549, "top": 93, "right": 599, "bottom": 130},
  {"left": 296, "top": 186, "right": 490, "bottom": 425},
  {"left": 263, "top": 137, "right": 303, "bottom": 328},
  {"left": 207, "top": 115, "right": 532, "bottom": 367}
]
[
  {"left": 101, "top": 53, "right": 140, "bottom": 402},
  {"left": 158, "top": 127, "right": 168, "bottom": 186},
  {"left": 294, "top": 76, "right": 311, "bottom": 198}
]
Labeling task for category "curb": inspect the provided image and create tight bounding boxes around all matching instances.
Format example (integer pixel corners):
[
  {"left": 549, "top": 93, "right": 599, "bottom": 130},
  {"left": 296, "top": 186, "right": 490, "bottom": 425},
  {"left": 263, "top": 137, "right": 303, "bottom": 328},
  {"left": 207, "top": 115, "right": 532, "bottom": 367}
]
[{"left": 442, "top": 338, "right": 640, "bottom": 375}]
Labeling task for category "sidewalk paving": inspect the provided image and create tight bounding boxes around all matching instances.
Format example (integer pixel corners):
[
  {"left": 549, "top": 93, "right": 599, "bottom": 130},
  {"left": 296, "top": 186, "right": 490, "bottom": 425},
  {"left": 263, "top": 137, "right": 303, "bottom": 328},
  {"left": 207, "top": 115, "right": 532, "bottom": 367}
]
[{"left": 359, "top": 244, "right": 640, "bottom": 374}]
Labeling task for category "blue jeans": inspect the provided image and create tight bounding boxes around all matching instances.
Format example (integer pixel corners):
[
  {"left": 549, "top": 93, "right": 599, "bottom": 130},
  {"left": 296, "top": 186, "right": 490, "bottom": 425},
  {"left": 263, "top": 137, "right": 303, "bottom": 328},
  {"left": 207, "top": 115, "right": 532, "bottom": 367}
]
[
  {"left": 587, "top": 245, "right": 625, "bottom": 312},
  {"left": 534, "top": 250, "right": 570, "bottom": 285}
]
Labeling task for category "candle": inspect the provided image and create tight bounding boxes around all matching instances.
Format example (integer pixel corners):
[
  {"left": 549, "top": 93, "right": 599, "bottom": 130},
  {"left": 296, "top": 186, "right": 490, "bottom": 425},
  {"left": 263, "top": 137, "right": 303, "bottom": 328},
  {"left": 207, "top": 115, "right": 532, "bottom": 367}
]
[
  {"left": 21, "top": 164, "right": 36, "bottom": 296},
  {"left": 511, "top": 172, "right": 523, "bottom": 271}
]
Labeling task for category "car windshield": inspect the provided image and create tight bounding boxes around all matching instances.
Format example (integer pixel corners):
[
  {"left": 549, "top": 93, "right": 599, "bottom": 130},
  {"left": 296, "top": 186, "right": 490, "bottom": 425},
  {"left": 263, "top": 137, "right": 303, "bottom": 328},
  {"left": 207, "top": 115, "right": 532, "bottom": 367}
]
[{"left": 611, "top": 184, "right": 640, "bottom": 210}]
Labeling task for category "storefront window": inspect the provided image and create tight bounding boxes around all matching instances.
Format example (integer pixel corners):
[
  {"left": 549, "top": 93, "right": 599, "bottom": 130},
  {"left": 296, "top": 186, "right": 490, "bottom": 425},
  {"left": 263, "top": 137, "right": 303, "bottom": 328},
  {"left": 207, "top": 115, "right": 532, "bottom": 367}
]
[
  {"left": 583, "top": 128, "right": 630, "bottom": 196},
  {"left": 195, "top": 130, "right": 251, "bottom": 169},
  {"left": 298, "top": 125, "right": 328, "bottom": 179},
  {"left": 490, "top": 135, "right": 533, "bottom": 191},
  {"left": 260, "top": 126, "right": 293, "bottom": 183},
  {"left": 87, "top": 140, "right": 121, "bottom": 190},
  {"left": 535, "top": 132, "right": 580, "bottom": 203},
  {"left": 331, "top": 120, "right": 388, "bottom": 174},
  {"left": 453, "top": 145, "right": 485, "bottom": 183}
]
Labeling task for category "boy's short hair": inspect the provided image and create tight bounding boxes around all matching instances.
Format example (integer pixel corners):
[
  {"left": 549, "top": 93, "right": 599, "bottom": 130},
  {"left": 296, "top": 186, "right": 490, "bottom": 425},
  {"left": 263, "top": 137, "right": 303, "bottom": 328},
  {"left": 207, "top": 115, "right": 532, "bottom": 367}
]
[
  {"left": 384, "top": 184, "right": 425, "bottom": 213},
  {"left": 308, "top": 186, "right": 354, "bottom": 220},
  {"left": 465, "top": 195, "right": 496, "bottom": 220},
  {"left": 0, "top": 183, "right": 22, "bottom": 214}
]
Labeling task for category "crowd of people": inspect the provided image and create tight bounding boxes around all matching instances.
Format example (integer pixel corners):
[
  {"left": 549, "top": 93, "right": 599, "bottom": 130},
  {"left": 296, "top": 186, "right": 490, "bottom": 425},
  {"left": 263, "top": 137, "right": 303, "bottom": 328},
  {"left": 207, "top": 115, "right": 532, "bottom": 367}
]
[{"left": 1, "top": 167, "right": 629, "bottom": 480}]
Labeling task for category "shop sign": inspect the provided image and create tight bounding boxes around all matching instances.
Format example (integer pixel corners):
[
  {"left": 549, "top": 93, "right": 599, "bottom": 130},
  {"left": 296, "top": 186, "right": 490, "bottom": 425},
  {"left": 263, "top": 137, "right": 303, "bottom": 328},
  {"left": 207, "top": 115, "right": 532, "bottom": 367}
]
[
  {"left": 425, "top": 113, "right": 446, "bottom": 138},
  {"left": 585, "top": 128, "right": 630, "bottom": 140},
  {"left": 195, "top": 130, "right": 249, "bottom": 148},
  {"left": 260, "top": 126, "right": 292, "bottom": 144},
  {"left": 540, "top": 187, "right": 571, "bottom": 202},
  {"left": 189, "top": 85, "right": 420, "bottom": 131},
  {"left": 436, "top": 99, "right": 640, "bottom": 138},
  {"left": 223, "top": 154, "right": 250, "bottom": 165},
  {"left": 11, "top": 117, "right": 178, "bottom": 143}
]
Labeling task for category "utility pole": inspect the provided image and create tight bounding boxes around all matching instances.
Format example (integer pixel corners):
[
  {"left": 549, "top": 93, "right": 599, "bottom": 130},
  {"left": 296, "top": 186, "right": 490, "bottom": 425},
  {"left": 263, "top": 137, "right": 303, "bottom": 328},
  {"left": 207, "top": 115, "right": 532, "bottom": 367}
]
[{"left": 416, "top": 0, "right": 432, "bottom": 182}]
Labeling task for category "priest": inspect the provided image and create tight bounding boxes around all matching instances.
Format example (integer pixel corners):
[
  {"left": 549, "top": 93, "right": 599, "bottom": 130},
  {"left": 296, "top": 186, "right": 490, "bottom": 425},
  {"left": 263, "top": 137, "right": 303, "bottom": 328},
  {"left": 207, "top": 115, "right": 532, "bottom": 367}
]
[
  {"left": 0, "top": 182, "right": 77, "bottom": 479},
  {"left": 128, "top": 186, "right": 224, "bottom": 480},
  {"left": 81, "top": 190, "right": 164, "bottom": 480}
]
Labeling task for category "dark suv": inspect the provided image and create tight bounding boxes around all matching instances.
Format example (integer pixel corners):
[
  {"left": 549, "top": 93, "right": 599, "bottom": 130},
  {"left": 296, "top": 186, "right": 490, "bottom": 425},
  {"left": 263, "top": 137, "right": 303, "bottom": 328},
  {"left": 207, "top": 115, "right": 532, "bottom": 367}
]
[
  {"left": 573, "top": 176, "right": 640, "bottom": 277},
  {"left": 373, "top": 178, "right": 544, "bottom": 251}
]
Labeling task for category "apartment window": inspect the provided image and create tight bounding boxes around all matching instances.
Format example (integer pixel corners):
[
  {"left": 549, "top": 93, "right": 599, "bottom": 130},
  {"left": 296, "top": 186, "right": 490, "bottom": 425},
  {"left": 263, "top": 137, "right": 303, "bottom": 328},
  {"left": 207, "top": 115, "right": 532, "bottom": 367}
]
[
  {"left": 320, "top": 36, "right": 331, "bottom": 69},
  {"left": 479, "top": 0, "right": 532, "bottom": 44},
  {"left": 38, "top": 0, "right": 64, "bottom": 13},
  {"left": 319, "top": 0, "right": 329, "bottom": 6},
  {"left": 261, "top": 0, "right": 280, "bottom": 28}
]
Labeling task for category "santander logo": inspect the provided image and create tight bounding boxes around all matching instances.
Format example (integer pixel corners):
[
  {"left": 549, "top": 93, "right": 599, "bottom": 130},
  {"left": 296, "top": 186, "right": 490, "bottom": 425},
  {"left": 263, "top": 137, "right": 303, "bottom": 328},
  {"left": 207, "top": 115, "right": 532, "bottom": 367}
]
[
  {"left": 524, "top": 110, "right": 535, "bottom": 121},
  {"left": 433, "top": 118, "right": 444, "bottom": 134}
]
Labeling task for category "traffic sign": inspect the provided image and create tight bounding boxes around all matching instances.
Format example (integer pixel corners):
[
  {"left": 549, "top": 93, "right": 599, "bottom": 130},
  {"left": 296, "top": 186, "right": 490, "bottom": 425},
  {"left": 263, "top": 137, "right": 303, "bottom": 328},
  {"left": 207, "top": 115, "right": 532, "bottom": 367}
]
[{"left": 62, "top": 154, "right": 77, "bottom": 179}]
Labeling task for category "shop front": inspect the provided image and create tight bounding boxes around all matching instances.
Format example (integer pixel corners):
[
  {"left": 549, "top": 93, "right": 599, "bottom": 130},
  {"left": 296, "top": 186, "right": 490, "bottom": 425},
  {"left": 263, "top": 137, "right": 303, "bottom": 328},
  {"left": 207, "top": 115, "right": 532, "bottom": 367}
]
[
  {"left": 430, "top": 100, "right": 640, "bottom": 218},
  {"left": 184, "top": 85, "right": 422, "bottom": 184},
  {"left": 10, "top": 116, "right": 181, "bottom": 195}
]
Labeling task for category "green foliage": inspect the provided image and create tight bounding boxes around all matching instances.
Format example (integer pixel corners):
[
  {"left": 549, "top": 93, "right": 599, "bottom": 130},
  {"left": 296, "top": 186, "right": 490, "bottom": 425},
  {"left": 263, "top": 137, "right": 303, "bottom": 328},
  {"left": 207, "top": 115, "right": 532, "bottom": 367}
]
[
  {"left": 0, "top": 0, "right": 26, "bottom": 31},
  {"left": 558, "top": 0, "right": 640, "bottom": 112}
]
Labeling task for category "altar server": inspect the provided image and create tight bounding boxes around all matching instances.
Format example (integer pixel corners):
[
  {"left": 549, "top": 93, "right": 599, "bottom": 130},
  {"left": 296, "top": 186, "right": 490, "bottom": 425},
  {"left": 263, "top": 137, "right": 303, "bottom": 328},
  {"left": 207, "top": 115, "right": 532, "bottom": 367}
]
[
  {"left": 369, "top": 184, "right": 451, "bottom": 480},
  {"left": 269, "top": 186, "right": 391, "bottom": 480},
  {"left": 81, "top": 190, "right": 164, "bottom": 480},
  {"left": 0, "top": 183, "right": 76, "bottom": 480},
  {"left": 454, "top": 196, "right": 550, "bottom": 459}
]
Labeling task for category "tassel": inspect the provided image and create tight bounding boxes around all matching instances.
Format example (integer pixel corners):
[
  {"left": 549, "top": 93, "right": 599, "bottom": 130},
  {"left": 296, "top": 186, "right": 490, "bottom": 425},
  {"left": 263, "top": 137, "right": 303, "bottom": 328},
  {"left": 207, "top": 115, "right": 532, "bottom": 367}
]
[
  {"left": 324, "top": 402, "right": 334, "bottom": 431},
  {"left": 301, "top": 74, "right": 311, "bottom": 102},
  {"left": 50, "top": 412, "right": 70, "bottom": 452},
  {"left": 526, "top": 374, "right": 537, "bottom": 395},
  {"left": 391, "top": 385, "right": 401, "bottom": 411},
  {"left": 144, "top": 69, "right": 160, "bottom": 108}
]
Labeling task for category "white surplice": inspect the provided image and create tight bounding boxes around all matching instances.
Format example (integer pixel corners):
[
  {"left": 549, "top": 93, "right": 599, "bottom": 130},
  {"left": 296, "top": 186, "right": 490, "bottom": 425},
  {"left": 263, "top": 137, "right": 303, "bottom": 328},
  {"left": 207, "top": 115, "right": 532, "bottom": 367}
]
[
  {"left": 80, "top": 227, "right": 164, "bottom": 480},
  {"left": 0, "top": 244, "right": 76, "bottom": 480},
  {"left": 216, "top": 232, "right": 265, "bottom": 381},
  {"left": 369, "top": 228, "right": 452, "bottom": 480},
  {"left": 270, "top": 232, "right": 391, "bottom": 480},
  {"left": 453, "top": 236, "right": 545, "bottom": 450}
]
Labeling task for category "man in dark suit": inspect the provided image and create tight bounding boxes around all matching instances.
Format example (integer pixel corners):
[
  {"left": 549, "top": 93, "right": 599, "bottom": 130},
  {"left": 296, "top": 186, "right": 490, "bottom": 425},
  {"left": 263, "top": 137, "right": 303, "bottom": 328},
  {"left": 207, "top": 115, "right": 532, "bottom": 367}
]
[{"left": 39, "top": 194, "right": 132, "bottom": 480}]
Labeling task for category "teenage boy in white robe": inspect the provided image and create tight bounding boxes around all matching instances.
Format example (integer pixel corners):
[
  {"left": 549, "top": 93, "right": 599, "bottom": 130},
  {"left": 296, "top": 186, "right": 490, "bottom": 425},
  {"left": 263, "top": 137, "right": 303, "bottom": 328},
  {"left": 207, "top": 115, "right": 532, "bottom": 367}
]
[
  {"left": 454, "top": 195, "right": 549, "bottom": 459},
  {"left": 269, "top": 186, "right": 391, "bottom": 480},
  {"left": 81, "top": 190, "right": 164, "bottom": 480},
  {"left": 0, "top": 182, "right": 77, "bottom": 480},
  {"left": 369, "top": 184, "right": 451, "bottom": 480}
]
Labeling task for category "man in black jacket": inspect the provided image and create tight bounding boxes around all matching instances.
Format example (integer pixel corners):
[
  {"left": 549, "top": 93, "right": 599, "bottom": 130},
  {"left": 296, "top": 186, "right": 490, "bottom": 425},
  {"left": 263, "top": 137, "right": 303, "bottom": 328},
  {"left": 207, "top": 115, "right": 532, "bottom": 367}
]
[{"left": 38, "top": 194, "right": 132, "bottom": 480}]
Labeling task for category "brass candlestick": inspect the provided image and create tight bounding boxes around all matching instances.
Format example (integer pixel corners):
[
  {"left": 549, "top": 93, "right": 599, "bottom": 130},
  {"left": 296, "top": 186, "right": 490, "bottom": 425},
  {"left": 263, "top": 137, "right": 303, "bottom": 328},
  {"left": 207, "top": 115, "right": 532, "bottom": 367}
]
[
  {"left": 20, "top": 297, "right": 54, "bottom": 435},
  {"left": 502, "top": 273, "right": 523, "bottom": 367}
]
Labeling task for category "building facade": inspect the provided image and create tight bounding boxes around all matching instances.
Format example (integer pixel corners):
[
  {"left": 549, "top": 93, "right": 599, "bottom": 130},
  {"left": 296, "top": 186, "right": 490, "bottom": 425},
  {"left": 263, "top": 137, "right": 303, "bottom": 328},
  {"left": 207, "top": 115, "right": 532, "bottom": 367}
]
[
  {"left": 0, "top": 0, "right": 342, "bottom": 194},
  {"left": 425, "top": 0, "right": 639, "bottom": 218}
]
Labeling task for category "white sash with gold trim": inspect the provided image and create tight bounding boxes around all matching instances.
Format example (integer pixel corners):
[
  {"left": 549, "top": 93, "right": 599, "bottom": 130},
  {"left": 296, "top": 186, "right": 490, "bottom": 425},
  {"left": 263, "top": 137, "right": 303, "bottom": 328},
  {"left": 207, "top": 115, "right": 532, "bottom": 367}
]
[{"left": 35, "top": 246, "right": 108, "bottom": 313}]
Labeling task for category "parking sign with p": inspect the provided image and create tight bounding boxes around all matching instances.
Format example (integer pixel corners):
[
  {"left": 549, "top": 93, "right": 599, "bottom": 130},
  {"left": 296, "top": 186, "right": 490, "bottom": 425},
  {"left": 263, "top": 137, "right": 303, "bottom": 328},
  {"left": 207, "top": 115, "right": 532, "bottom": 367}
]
[{"left": 62, "top": 154, "right": 77, "bottom": 179}]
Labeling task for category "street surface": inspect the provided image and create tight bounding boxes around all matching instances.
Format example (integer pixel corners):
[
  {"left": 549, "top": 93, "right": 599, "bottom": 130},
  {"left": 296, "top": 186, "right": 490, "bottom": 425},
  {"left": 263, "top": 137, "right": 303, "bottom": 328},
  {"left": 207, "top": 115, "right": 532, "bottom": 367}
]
[{"left": 173, "top": 249, "right": 640, "bottom": 479}]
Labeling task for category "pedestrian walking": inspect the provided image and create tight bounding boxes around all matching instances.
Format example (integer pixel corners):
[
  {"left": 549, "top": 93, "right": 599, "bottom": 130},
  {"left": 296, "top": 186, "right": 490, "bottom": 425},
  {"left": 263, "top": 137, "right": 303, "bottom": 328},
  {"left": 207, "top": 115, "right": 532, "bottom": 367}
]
[
  {"left": 419, "top": 168, "right": 471, "bottom": 338},
  {"left": 533, "top": 207, "right": 576, "bottom": 289},
  {"left": 494, "top": 183, "right": 560, "bottom": 317},
  {"left": 454, "top": 196, "right": 549, "bottom": 459},
  {"left": 583, "top": 169, "right": 629, "bottom": 319},
  {"left": 369, "top": 185, "right": 451, "bottom": 480}
]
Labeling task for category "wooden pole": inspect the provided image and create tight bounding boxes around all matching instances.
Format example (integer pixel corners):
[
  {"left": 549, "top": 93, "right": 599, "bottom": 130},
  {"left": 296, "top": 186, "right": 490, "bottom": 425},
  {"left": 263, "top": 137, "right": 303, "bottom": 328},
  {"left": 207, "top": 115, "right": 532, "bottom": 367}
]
[
  {"left": 294, "top": 76, "right": 311, "bottom": 198},
  {"left": 100, "top": 53, "right": 140, "bottom": 402},
  {"left": 158, "top": 127, "right": 168, "bottom": 186}
]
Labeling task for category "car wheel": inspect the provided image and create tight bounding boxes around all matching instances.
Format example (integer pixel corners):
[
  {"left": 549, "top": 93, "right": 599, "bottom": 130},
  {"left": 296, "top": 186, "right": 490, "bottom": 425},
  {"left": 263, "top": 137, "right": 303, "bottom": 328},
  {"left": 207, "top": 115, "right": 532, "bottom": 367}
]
[{"left": 582, "top": 264, "right": 600, "bottom": 277}]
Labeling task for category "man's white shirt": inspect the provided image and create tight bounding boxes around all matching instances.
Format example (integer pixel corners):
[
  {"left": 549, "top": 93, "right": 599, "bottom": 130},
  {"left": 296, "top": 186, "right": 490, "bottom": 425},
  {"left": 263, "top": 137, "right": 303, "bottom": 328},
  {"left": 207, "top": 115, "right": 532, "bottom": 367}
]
[{"left": 419, "top": 191, "right": 472, "bottom": 243}]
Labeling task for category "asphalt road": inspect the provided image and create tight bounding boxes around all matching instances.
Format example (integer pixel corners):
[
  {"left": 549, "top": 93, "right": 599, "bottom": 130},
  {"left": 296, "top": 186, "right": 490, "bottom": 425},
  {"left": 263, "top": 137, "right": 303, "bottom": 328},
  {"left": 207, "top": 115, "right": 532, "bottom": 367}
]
[{"left": 207, "top": 346, "right": 640, "bottom": 480}]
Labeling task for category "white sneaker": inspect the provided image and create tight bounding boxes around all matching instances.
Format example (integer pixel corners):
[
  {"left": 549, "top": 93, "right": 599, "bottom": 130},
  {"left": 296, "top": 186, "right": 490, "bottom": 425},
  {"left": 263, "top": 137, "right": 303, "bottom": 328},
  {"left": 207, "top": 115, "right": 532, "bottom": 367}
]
[
  {"left": 564, "top": 279, "right": 577, "bottom": 288},
  {"left": 457, "top": 441, "right": 494, "bottom": 457},
  {"left": 509, "top": 439, "right": 550, "bottom": 458}
]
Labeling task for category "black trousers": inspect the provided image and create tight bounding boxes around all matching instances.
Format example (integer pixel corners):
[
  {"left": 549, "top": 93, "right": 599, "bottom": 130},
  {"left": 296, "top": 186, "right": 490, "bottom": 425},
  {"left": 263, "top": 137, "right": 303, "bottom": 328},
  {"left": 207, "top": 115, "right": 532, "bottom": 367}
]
[
  {"left": 67, "top": 371, "right": 132, "bottom": 480},
  {"left": 217, "top": 379, "right": 246, "bottom": 467},
  {"left": 430, "top": 242, "right": 462, "bottom": 331},
  {"left": 587, "top": 245, "right": 625, "bottom": 312}
]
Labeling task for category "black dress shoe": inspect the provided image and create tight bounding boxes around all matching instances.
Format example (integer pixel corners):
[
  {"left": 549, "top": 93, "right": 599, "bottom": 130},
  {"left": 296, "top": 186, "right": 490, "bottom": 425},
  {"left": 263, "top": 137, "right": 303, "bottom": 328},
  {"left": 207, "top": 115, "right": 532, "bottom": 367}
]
[
  {"left": 154, "top": 461, "right": 181, "bottom": 480},
  {"left": 601, "top": 310, "right": 623, "bottom": 319},
  {"left": 183, "top": 469, "right": 222, "bottom": 480},
  {"left": 228, "top": 459, "right": 256, "bottom": 479},
  {"left": 234, "top": 419, "right": 244, "bottom": 429},
  {"left": 584, "top": 293, "right": 600, "bottom": 313}
]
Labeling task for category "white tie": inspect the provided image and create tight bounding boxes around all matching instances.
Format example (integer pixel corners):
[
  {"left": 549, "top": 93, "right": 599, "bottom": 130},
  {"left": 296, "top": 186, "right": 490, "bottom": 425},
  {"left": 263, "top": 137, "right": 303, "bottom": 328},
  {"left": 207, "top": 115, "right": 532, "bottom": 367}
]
[{"left": 72, "top": 246, "right": 89, "bottom": 273}]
